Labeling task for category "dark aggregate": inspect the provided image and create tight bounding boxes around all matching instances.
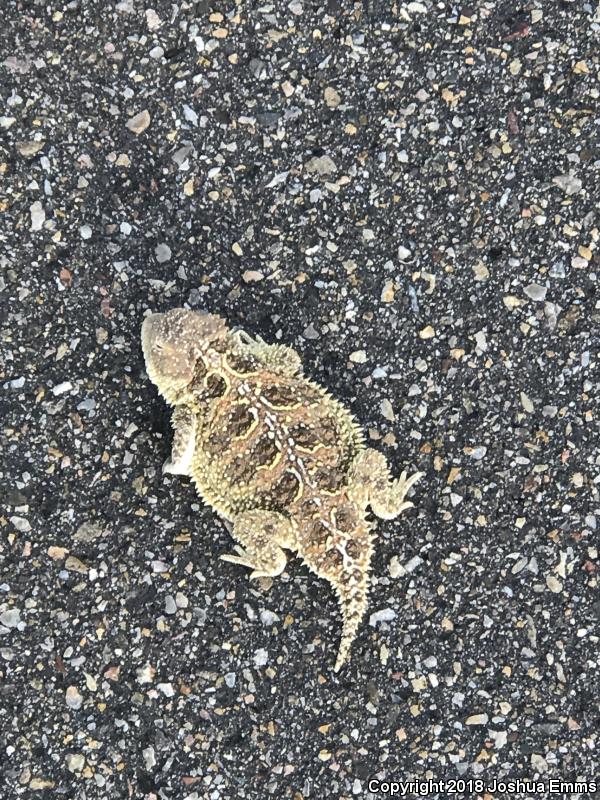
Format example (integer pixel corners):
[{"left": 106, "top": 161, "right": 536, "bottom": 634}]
[{"left": 1, "top": 0, "right": 599, "bottom": 798}]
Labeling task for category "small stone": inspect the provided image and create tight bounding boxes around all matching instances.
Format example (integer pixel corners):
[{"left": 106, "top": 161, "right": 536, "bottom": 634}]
[
  {"left": 524, "top": 283, "right": 547, "bottom": 301},
  {"left": 369, "top": 608, "right": 396, "bottom": 626},
  {"left": 224, "top": 672, "right": 236, "bottom": 687},
  {"left": 467, "top": 446, "right": 487, "bottom": 460},
  {"left": 65, "top": 686, "right": 83, "bottom": 710},
  {"left": 552, "top": 174, "right": 582, "bottom": 196},
  {"left": 465, "top": 713, "right": 488, "bottom": 725},
  {"left": 381, "top": 280, "right": 395, "bottom": 303},
  {"left": 546, "top": 575, "right": 562, "bottom": 593},
  {"left": 136, "top": 663, "right": 156, "bottom": 684},
  {"left": 520, "top": 392, "right": 534, "bottom": 413},
  {"left": 126, "top": 110, "right": 151, "bottom": 134},
  {"left": 380, "top": 398, "right": 395, "bottom": 421},
  {"left": 397, "top": 245, "right": 411, "bottom": 260},
  {"left": 324, "top": 86, "right": 341, "bottom": 108},
  {"left": 183, "top": 178, "right": 195, "bottom": 196},
  {"left": 571, "top": 256, "right": 588, "bottom": 269},
  {"left": 302, "top": 323, "right": 319, "bottom": 340},
  {"left": 66, "top": 753, "right": 85, "bottom": 772},
  {"left": 578, "top": 245, "right": 592, "bottom": 261},
  {"left": 52, "top": 381, "right": 72, "bottom": 396},
  {"left": 17, "top": 140, "right": 44, "bottom": 157},
  {"left": 165, "top": 595, "right": 177, "bottom": 614},
  {"left": 242, "top": 270, "right": 264, "bottom": 283},
  {"left": 80, "top": 225, "right": 92, "bottom": 240},
  {"left": 155, "top": 243, "right": 171, "bottom": 263},
  {"left": 531, "top": 753, "right": 548, "bottom": 772},
  {"left": 65, "top": 555, "right": 87, "bottom": 574},
  {"left": 305, "top": 155, "right": 337, "bottom": 176},
  {"left": 29, "top": 778, "right": 55, "bottom": 790},
  {"left": 10, "top": 516, "right": 30, "bottom": 532},
  {"left": 419, "top": 325, "right": 435, "bottom": 339},
  {"left": 48, "top": 546, "right": 68, "bottom": 559},
  {"left": 145, "top": 8, "right": 161, "bottom": 29},
  {"left": 0, "top": 608, "right": 21, "bottom": 628},
  {"left": 253, "top": 648, "right": 269, "bottom": 667},
  {"left": 142, "top": 746, "right": 156, "bottom": 769},
  {"left": 349, "top": 350, "right": 367, "bottom": 364},
  {"left": 503, "top": 295, "right": 524, "bottom": 308},
  {"left": 388, "top": 556, "right": 403, "bottom": 578},
  {"left": 30, "top": 201, "right": 45, "bottom": 231},
  {"left": 85, "top": 673, "right": 97, "bottom": 691},
  {"left": 157, "top": 682, "right": 175, "bottom": 697},
  {"left": 232, "top": 242, "right": 243, "bottom": 256}
]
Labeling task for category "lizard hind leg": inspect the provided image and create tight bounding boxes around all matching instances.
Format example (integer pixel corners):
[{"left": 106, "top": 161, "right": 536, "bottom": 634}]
[
  {"left": 349, "top": 448, "right": 422, "bottom": 521},
  {"left": 220, "top": 509, "right": 295, "bottom": 580}
]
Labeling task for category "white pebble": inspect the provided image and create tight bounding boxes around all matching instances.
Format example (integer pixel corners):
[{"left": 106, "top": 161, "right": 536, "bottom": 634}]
[
  {"left": 155, "top": 243, "right": 171, "bottom": 263},
  {"left": 30, "top": 201, "right": 45, "bottom": 231},
  {"left": 369, "top": 608, "right": 396, "bottom": 626}
]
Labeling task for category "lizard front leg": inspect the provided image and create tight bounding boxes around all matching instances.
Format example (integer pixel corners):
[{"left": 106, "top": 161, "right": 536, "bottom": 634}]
[
  {"left": 348, "top": 448, "right": 422, "bottom": 520},
  {"left": 162, "top": 405, "right": 196, "bottom": 476},
  {"left": 220, "top": 509, "right": 295, "bottom": 579}
]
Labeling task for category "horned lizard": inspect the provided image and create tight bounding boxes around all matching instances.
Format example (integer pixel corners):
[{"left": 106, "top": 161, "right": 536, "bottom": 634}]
[{"left": 142, "top": 308, "right": 421, "bottom": 671}]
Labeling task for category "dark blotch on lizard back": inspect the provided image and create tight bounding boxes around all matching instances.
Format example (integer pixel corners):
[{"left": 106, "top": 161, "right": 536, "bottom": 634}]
[
  {"left": 346, "top": 540, "right": 362, "bottom": 561},
  {"left": 253, "top": 435, "right": 281, "bottom": 468},
  {"left": 225, "top": 403, "right": 256, "bottom": 438},
  {"left": 289, "top": 422, "right": 320, "bottom": 451},
  {"left": 261, "top": 382, "right": 300, "bottom": 409},
  {"left": 272, "top": 470, "right": 301, "bottom": 506},
  {"left": 306, "top": 518, "right": 330, "bottom": 548},
  {"left": 335, "top": 503, "right": 357, "bottom": 533},
  {"left": 226, "top": 351, "right": 260, "bottom": 375},
  {"left": 204, "top": 373, "right": 228, "bottom": 399},
  {"left": 312, "top": 468, "right": 345, "bottom": 493}
]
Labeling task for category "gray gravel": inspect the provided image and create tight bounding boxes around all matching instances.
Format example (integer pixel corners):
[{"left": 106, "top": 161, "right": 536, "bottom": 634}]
[{"left": 1, "top": 1, "right": 599, "bottom": 798}]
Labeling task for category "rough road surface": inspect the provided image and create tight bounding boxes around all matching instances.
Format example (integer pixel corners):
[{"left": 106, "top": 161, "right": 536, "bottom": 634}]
[{"left": 1, "top": 1, "right": 598, "bottom": 798}]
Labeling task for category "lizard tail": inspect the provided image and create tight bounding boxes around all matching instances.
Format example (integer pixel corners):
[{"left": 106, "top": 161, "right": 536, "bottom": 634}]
[{"left": 333, "top": 569, "right": 371, "bottom": 672}]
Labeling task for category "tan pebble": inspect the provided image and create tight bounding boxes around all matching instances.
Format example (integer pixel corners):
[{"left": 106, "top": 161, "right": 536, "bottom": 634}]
[
  {"left": 466, "top": 713, "right": 488, "bottom": 725},
  {"left": 503, "top": 295, "right": 523, "bottom": 308},
  {"left": 17, "top": 140, "right": 45, "bottom": 157},
  {"left": 419, "top": 325, "right": 435, "bottom": 339},
  {"left": 242, "top": 270, "right": 263, "bottom": 282},
  {"left": 212, "top": 27, "right": 228, "bottom": 38},
  {"left": 380, "top": 398, "right": 395, "bottom": 422},
  {"left": 324, "top": 86, "right": 341, "bottom": 108},
  {"left": 65, "top": 555, "right": 87, "bottom": 574},
  {"left": 546, "top": 575, "right": 562, "bottom": 593},
  {"left": 126, "top": 110, "right": 151, "bottom": 134},
  {"left": 48, "top": 546, "right": 69, "bottom": 559},
  {"left": 381, "top": 280, "right": 395, "bottom": 303},
  {"left": 578, "top": 245, "right": 592, "bottom": 261},
  {"left": 573, "top": 60, "right": 589, "bottom": 74}
]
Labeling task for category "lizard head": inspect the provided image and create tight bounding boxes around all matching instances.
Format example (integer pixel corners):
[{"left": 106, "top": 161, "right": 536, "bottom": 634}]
[{"left": 142, "top": 308, "right": 228, "bottom": 400}]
